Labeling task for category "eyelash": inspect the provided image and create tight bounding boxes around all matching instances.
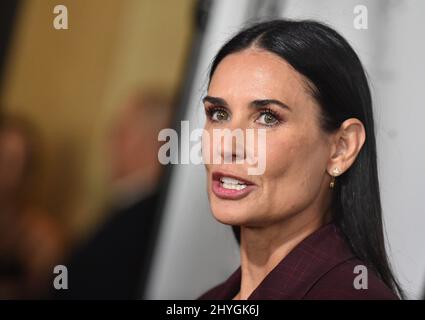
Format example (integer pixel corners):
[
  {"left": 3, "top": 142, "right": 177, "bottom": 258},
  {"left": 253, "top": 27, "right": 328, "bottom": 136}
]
[
  {"left": 205, "top": 106, "right": 228, "bottom": 120},
  {"left": 204, "top": 105, "right": 283, "bottom": 127}
]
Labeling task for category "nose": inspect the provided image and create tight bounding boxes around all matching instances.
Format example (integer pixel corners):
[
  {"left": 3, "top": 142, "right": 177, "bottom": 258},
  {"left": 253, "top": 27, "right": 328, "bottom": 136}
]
[
  {"left": 219, "top": 118, "right": 247, "bottom": 164},
  {"left": 219, "top": 134, "right": 244, "bottom": 163}
]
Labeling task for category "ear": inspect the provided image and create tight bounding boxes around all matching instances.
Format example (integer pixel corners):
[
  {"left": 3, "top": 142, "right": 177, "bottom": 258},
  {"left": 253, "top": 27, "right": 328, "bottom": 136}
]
[{"left": 327, "top": 118, "right": 366, "bottom": 177}]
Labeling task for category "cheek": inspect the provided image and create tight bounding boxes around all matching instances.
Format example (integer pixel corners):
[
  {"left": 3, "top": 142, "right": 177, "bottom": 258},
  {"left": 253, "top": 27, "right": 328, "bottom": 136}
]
[
  {"left": 262, "top": 129, "right": 329, "bottom": 203},
  {"left": 263, "top": 131, "right": 300, "bottom": 178},
  {"left": 202, "top": 126, "right": 214, "bottom": 171}
]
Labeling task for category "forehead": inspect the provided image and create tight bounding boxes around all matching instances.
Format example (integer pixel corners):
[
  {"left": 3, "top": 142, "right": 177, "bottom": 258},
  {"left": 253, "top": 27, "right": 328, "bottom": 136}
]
[{"left": 208, "top": 49, "right": 309, "bottom": 103}]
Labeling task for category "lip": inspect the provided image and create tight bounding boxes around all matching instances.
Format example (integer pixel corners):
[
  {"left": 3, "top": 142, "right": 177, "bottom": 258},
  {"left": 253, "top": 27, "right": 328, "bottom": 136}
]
[{"left": 211, "top": 171, "right": 256, "bottom": 200}]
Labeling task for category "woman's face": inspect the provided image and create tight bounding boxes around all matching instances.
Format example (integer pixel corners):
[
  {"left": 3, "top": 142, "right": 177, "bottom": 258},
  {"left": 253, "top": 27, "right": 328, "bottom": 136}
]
[{"left": 203, "top": 49, "right": 334, "bottom": 227}]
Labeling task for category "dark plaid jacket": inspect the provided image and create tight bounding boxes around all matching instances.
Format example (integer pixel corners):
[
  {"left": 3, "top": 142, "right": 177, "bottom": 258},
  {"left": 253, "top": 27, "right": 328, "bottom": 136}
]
[{"left": 199, "top": 223, "right": 398, "bottom": 300}]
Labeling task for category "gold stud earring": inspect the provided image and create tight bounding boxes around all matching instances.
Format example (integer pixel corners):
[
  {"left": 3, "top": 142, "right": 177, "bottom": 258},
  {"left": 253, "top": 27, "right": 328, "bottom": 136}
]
[
  {"left": 332, "top": 167, "right": 341, "bottom": 176},
  {"left": 329, "top": 167, "right": 341, "bottom": 189}
]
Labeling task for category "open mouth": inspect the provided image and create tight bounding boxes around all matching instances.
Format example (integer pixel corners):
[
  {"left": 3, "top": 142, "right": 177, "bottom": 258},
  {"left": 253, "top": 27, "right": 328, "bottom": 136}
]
[
  {"left": 211, "top": 172, "right": 256, "bottom": 200},
  {"left": 219, "top": 176, "right": 248, "bottom": 190}
]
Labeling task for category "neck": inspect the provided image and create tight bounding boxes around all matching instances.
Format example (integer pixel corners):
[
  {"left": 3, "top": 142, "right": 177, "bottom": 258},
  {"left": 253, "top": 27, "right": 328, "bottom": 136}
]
[
  {"left": 236, "top": 210, "right": 330, "bottom": 300},
  {"left": 110, "top": 165, "right": 160, "bottom": 207}
]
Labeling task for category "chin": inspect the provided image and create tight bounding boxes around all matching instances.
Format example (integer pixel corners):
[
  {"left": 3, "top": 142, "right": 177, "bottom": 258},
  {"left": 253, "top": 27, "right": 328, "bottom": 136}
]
[
  {"left": 211, "top": 200, "right": 246, "bottom": 225},
  {"left": 210, "top": 199, "right": 255, "bottom": 226}
]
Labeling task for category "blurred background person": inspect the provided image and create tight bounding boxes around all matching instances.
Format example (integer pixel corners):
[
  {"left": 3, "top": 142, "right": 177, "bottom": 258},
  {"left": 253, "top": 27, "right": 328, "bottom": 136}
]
[
  {"left": 0, "top": 0, "right": 195, "bottom": 299},
  {"left": 106, "top": 89, "right": 172, "bottom": 213},
  {"left": 54, "top": 89, "right": 173, "bottom": 299},
  {"left": 0, "top": 115, "right": 64, "bottom": 298}
]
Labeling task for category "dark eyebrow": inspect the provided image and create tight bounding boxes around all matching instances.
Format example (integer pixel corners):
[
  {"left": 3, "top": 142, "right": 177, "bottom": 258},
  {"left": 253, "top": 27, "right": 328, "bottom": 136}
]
[
  {"left": 250, "top": 99, "right": 292, "bottom": 112},
  {"left": 202, "top": 96, "right": 291, "bottom": 111},
  {"left": 202, "top": 96, "right": 228, "bottom": 107}
]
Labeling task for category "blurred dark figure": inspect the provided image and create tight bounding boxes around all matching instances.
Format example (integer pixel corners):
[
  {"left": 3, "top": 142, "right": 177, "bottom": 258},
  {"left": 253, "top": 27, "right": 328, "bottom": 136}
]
[
  {"left": 56, "top": 89, "right": 172, "bottom": 299},
  {"left": 0, "top": 115, "right": 64, "bottom": 298}
]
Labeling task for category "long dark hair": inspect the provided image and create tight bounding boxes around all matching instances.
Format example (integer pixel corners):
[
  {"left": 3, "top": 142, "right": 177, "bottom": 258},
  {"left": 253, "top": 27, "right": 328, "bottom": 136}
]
[{"left": 208, "top": 19, "right": 403, "bottom": 298}]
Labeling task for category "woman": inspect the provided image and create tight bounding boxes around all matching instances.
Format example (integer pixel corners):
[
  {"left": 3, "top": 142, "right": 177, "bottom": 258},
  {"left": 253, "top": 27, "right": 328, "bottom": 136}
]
[{"left": 199, "top": 19, "right": 402, "bottom": 300}]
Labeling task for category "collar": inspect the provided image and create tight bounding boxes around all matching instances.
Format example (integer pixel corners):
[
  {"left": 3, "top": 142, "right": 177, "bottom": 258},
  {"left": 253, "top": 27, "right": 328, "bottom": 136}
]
[{"left": 206, "top": 222, "right": 356, "bottom": 300}]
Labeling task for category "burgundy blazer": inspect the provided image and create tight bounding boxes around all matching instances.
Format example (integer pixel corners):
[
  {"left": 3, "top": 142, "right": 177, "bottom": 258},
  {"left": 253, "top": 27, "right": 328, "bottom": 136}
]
[{"left": 199, "top": 223, "right": 398, "bottom": 300}]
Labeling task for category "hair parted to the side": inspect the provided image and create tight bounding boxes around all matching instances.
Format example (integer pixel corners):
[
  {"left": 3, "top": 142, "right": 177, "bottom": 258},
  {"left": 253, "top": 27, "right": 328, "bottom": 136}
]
[{"left": 208, "top": 19, "right": 403, "bottom": 298}]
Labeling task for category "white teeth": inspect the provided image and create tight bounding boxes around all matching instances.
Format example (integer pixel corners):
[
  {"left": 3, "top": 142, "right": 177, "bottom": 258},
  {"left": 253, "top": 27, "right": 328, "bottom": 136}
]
[
  {"left": 222, "top": 183, "right": 247, "bottom": 190},
  {"left": 221, "top": 176, "right": 243, "bottom": 184},
  {"left": 220, "top": 176, "right": 247, "bottom": 190}
]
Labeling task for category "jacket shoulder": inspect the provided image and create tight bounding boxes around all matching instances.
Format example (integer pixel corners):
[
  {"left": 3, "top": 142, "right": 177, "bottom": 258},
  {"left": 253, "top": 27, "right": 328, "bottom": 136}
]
[
  {"left": 304, "top": 258, "right": 399, "bottom": 300},
  {"left": 198, "top": 282, "right": 228, "bottom": 300}
]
